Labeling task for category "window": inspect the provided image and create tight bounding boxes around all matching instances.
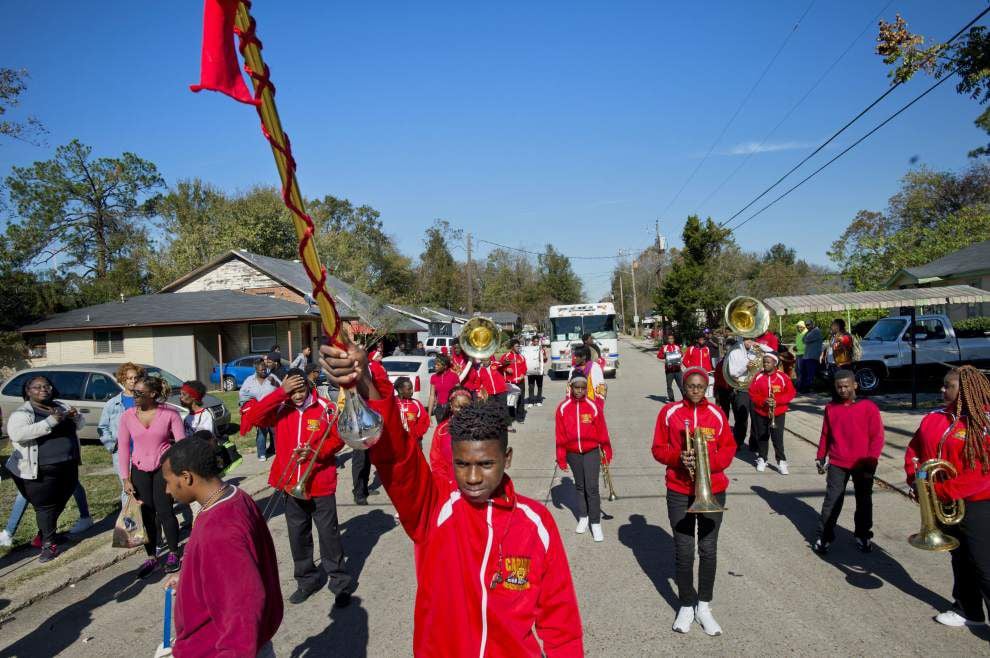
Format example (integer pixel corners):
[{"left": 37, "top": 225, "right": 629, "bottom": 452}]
[
  {"left": 48, "top": 371, "right": 88, "bottom": 400},
  {"left": 84, "top": 373, "right": 121, "bottom": 401},
  {"left": 94, "top": 330, "right": 124, "bottom": 355},
  {"left": 2, "top": 372, "right": 34, "bottom": 397},
  {"left": 26, "top": 335, "right": 46, "bottom": 359},
  {"left": 250, "top": 322, "right": 276, "bottom": 353}
]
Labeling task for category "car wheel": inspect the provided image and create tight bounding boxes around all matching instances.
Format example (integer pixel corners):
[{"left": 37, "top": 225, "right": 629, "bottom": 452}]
[
  {"left": 222, "top": 375, "right": 237, "bottom": 392},
  {"left": 855, "top": 366, "right": 882, "bottom": 394}
]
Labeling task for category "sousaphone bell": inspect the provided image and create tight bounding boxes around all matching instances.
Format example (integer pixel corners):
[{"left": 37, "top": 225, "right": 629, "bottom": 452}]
[{"left": 460, "top": 317, "right": 502, "bottom": 361}]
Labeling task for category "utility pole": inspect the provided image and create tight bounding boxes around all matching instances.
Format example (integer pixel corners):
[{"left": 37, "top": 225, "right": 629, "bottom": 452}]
[
  {"left": 630, "top": 259, "right": 640, "bottom": 337},
  {"left": 618, "top": 273, "right": 626, "bottom": 334},
  {"left": 466, "top": 233, "right": 474, "bottom": 315}
]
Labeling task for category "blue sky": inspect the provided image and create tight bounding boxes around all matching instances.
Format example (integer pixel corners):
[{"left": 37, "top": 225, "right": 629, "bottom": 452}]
[{"left": 1, "top": 0, "right": 987, "bottom": 300}]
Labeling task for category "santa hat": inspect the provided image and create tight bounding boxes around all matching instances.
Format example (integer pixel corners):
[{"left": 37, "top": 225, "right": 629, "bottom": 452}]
[{"left": 682, "top": 366, "right": 710, "bottom": 383}]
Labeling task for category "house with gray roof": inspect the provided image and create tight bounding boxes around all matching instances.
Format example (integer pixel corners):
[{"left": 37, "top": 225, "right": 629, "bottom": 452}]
[{"left": 886, "top": 239, "right": 990, "bottom": 320}]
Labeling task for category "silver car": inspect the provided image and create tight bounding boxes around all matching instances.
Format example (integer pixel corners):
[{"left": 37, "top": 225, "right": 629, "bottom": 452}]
[{"left": 0, "top": 364, "right": 231, "bottom": 441}]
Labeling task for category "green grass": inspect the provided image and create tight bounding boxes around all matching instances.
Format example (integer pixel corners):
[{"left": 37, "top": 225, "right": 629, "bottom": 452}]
[{"left": 210, "top": 389, "right": 261, "bottom": 458}]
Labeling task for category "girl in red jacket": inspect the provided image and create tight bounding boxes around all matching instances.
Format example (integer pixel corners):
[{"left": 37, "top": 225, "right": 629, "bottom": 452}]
[
  {"left": 652, "top": 367, "right": 736, "bottom": 636},
  {"left": 240, "top": 369, "right": 353, "bottom": 608},
  {"left": 682, "top": 335, "right": 714, "bottom": 372},
  {"left": 428, "top": 387, "right": 473, "bottom": 483},
  {"left": 748, "top": 353, "right": 796, "bottom": 474},
  {"left": 322, "top": 344, "right": 584, "bottom": 657},
  {"left": 554, "top": 375, "right": 613, "bottom": 543},
  {"left": 905, "top": 365, "right": 990, "bottom": 628},
  {"left": 395, "top": 377, "right": 431, "bottom": 444}
]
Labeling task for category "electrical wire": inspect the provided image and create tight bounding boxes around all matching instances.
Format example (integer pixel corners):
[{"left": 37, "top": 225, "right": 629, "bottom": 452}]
[{"left": 475, "top": 238, "right": 627, "bottom": 260}]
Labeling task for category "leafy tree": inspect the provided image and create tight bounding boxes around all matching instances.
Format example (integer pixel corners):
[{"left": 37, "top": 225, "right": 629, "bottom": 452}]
[
  {"left": 0, "top": 68, "right": 45, "bottom": 145},
  {"left": 417, "top": 219, "right": 463, "bottom": 309},
  {"left": 538, "top": 245, "right": 583, "bottom": 305}
]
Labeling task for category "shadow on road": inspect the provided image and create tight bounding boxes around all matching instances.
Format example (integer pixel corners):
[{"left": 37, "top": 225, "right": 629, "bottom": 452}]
[
  {"left": 340, "top": 509, "right": 396, "bottom": 590},
  {"left": 617, "top": 514, "right": 679, "bottom": 610},
  {"left": 289, "top": 595, "right": 369, "bottom": 658},
  {"left": 549, "top": 477, "right": 575, "bottom": 517}
]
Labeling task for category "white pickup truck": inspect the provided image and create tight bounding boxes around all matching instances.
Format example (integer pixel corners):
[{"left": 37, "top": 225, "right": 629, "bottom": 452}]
[{"left": 855, "top": 314, "right": 990, "bottom": 393}]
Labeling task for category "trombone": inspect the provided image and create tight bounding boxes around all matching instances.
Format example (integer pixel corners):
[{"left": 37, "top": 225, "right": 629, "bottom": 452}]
[
  {"left": 600, "top": 447, "right": 617, "bottom": 501},
  {"left": 683, "top": 420, "right": 725, "bottom": 514},
  {"left": 262, "top": 407, "right": 334, "bottom": 520}
]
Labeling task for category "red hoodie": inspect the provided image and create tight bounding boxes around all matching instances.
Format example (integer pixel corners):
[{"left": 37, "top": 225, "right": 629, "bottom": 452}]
[
  {"left": 657, "top": 343, "right": 682, "bottom": 373},
  {"left": 554, "top": 397, "right": 612, "bottom": 469},
  {"left": 499, "top": 351, "right": 527, "bottom": 384},
  {"left": 366, "top": 371, "right": 583, "bottom": 658},
  {"left": 466, "top": 364, "right": 508, "bottom": 397},
  {"left": 755, "top": 331, "right": 779, "bottom": 352},
  {"left": 652, "top": 399, "right": 736, "bottom": 495},
  {"left": 814, "top": 399, "right": 884, "bottom": 471},
  {"left": 428, "top": 419, "right": 454, "bottom": 483},
  {"left": 905, "top": 407, "right": 990, "bottom": 502},
  {"left": 242, "top": 388, "right": 344, "bottom": 497},
  {"left": 399, "top": 396, "right": 431, "bottom": 443},
  {"left": 748, "top": 370, "right": 796, "bottom": 417},
  {"left": 682, "top": 345, "right": 713, "bottom": 371}
]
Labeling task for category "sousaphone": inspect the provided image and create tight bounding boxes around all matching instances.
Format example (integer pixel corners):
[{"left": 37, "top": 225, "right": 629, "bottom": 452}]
[{"left": 460, "top": 317, "right": 502, "bottom": 360}]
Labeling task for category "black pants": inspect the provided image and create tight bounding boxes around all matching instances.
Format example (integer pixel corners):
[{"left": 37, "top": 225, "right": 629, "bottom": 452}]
[
  {"left": 665, "top": 371, "right": 683, "bottom": 401},
  {"left": 817, "top": 464, "right": 874, "bottom": 543},
  {"left": 130, "top": 465, "right": 180, "bottom": 556},
  {"left": 946, "top": 500, "right": 990, "bottom": 622},
  {"left": 285, "top": 494, "right": 353, "bottom": 594},
  {"left": 433, "top": 403, "right": 448, "bottom": 424},
  {"left": 667, "top": 490, "right": 726, "bottom": 606},
  {"left": 798, "top": 358, "right": 818, "bottom": 392},
  {"left": 731, "top": 391, "right": 753, "bottom": 448},
  {"left": 527, "top": 375, "right": 544, "bottom": 403},
  {"left": 752, "top": 413, "right": 786, "bottom": 462},
  {"left": 566, "top": 450, "right": 601, "bottom": 523},
  {"left": 13, "top": 461, "right": 78, "bottom": 545},
  {"left": 351, "top": 450, "right": 372, "bottom": 502},
  {"left": 714, "top": 387, "right": 732, "bottom": 420}
]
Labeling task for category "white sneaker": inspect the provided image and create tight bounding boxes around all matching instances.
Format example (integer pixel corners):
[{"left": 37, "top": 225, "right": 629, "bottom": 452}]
[
  {"left": 537, "top": 402, "right": 543, "bottom": 407},
  {"left": 756, "top": 458, "right": 767, "bottom": 472},
  {"left": 575, "top": 517, "right": 589, "bottom": 534},
  {"left": 778, "top": 461, "right": 789, "bottom": 475},
  {"left": 590, "top": 523, "right": 604, "bottom": 542},
  {"left": 258, "top": 455, "right": 267, "bottom": 462},
  {"left": 695, "top": 601, "right": 722, "bottom": 636},
  {"left": 935, "top": 609, "right": 986, "bottom": 627},
  {"left": 69, "top": 516, "right": 94, "bottom": 534},
  {"left": 672, "top": 606, "right": 694, "bottom": 633},
  {"left": 0, "top": 530, "right": 11, "bottom": 547}
]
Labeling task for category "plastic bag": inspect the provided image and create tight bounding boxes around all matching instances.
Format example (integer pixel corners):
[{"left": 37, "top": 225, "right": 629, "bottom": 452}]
[{"left": 112, "top": 495, "right": 147, "bottom": 548}]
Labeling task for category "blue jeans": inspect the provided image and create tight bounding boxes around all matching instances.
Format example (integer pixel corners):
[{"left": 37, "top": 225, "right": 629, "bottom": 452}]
[
  {"left": 111, "top": 452, "right": 128, "bottom": 509},
  {"left": 5, "top": 483, "right": 91, "bottom": 536},
  {"left": 257, "top": 427, "right": 274, "bottom": 459}
]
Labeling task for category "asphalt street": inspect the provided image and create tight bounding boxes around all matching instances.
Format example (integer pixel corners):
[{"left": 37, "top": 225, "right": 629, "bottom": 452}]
[{"left": 1, "top": 338, "right": 987, "bottom": 656}]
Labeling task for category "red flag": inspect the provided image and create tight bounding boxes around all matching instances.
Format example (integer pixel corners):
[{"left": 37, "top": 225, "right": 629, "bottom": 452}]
[{"left": 189, "top": 0, "right": 258, "bottom": 105}]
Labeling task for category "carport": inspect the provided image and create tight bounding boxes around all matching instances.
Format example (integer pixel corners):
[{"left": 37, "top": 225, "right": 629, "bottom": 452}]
[{"left": 763, "top": 285, "right": 990, "bottom": 408}]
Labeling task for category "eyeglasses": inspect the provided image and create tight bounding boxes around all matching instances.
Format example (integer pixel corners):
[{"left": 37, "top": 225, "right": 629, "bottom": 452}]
[
  {"left": 132, "top": 389, "right": 151, "bottom": 398},
  {"left": 28, "top": 384, "right": 53, "bottom": 391}
]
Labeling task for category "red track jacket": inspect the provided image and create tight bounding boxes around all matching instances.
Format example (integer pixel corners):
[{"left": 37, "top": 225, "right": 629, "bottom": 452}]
[
  {"left": 657, "top": 343, "right": 682, "bottom": 373},
  {"left": 682, "top": 345, "right": 713, "bottom": 371},
  {"left": 755, "top": 331, "right": 779, "bottom": 352},
  {"left": 399, "top": 397, "right": 431, "bottom": 443},
  {"left": 465, "top": 364, "right": 508, "bottom": 397},
  {"left": 428, "top": 419, "right": 453, "bottom": 483},
  {"left": 366, "top": 371, "right": 583, "bottom": 657},
  {"left": 748, "top": 370, "right": 796, "bottom": 417},
  {"left": 499, "top": 351, "right": 527, "bottom": 385},
  {"left": 652, "top": 399, "right": 736, "bottom": 496},
  {"left": 905, "top": 407, "right": 990, "bottom": 502},
  {"left": 242, "top": 388, "right": 344, "bottom": 498},
  {"left": 554, "top": 397, "right": 612, "bottom": 469}
]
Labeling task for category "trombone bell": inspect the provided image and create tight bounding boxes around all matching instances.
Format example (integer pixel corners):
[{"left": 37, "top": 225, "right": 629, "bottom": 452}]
[
  {"left": 724, "top": 296, "right": 770, "bottom": 339},
  {"left": 460, "top": 317, "right": 502, "bottom": 361}
]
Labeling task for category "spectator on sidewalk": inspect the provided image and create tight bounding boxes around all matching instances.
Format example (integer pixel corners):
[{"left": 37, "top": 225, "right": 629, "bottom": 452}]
[
  {"left": 180, "top": 380, "right": 214, "bottom": 437},
  {"left": 794, "top": 320, "right": 808, "bottom": 382},
  {"left": 799, "top": 321, "right": 823, "bottom": 393},
  {"left": 290, "top": 345, "right": 312, "bottom": 370},
  {"left": 825, "top": 319, "right": 853, "bottom": 380},
  {"left": 239, "top": 359, "right": 279, "bottom": 461},
  {"left": 98, "top": 362, "right": 146, "bottom": 508}
]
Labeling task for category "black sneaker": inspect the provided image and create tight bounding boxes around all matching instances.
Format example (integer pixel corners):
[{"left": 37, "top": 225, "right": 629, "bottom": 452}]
[
  {"left": 164, "top": 552, "right": 181, "bottom": 573},
  {"left": 354, "top": 497, "right": 369, "bottom": 506},
  {"left": 334, "top": 592, "right": 352, "bottom": 608},
  {"left": 289, "top": 586, "right": 319, "bottom": 605},
  {"left": 856, "top": 537, "right": 873, "bottom": 553},
  {"left": 38, "top": 543, "right": 59, "bottom": 564},
  {"left": 367, "top": 489, "right": 381, "bottom": 497},
  {"left": 813, "top": 539, "right": 831, "bottom": 555}
]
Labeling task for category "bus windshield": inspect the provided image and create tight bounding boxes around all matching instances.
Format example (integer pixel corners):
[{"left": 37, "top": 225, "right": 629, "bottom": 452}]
[{"left": 551, "top": 315, "right": 616, "bottom": 342}]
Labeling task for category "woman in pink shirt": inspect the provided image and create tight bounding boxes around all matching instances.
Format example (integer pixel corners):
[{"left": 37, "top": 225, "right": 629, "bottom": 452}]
[{"left": 117, "top": 376, "right": 186, "bottom": 576}]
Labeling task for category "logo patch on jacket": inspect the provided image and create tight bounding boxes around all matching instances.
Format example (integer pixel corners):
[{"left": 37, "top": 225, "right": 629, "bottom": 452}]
[
  {"left": 580, "top": 413, "right": 593, "bottom": 425},
  {"left": 306, "top": 419, "right": 322, "bottom": 432},
  {"left": 502, "top": 556, "right": 531, "bottom": 591}
]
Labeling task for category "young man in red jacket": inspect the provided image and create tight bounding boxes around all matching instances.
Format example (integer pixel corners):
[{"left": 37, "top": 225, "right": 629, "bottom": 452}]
[
  {"left": 749, "top": 353, "right": 796, "bottom": 475},
  {"left": 161, "top": 436, "right": 282, "bottom": 657},
  {"left": 321, "top": 343, "right": 584, "bottom": 657},
  {"left": 905, "top": 366, "right": 990, "bottom": 628},
  {"left": 658, "top": 334, "right": 683, "bottom": 402},
  {"left": 395, "top": 376, "right": 431, "bottom": 444},
  {"left": 241, "top": 369, "right": 353, "bottom": 607},
  {"left": 555, "top": 375, "right": 613, "bottom": 542},
  {"left": 652, "top": 367, "right": 736, "bottom": 636},
  {"left": 813, "top": 369, "right": 884, "bottom": 554},
  {"left": 682, "top": 335, "right": 714, "bottom": 373},
  {"left": 428, "top": 387, "right": 473, "bottom": 483},
  {"left": 500, "top": 339, "right": 528, "bottom": 423}
]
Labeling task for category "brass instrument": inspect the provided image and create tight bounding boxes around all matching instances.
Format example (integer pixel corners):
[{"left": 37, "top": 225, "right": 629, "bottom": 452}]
[
  {"left": 768, "top": 387, "right": 776, "bottom": 430},
  {"left": 600, "top": 447, "right": 617, "bottom": 501},
  {"left": 908, "top": 457, "right": 965, "bottom": 551},
  {"left": 460, "top": 317, "right": 502, "bottom": 361},
  {"left": 683, "top": 420, "right": 725, "bottom": 514},
  {"left": 289, "top": 416, "right": 335, "bottom": 500},
  {"left": 722, "top": 296, "right": 772, "bottom": 391}
]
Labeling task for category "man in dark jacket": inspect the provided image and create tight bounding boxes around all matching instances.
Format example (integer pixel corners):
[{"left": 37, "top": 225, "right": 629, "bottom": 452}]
[{"left": 799, "top": 321, "right": 823, "bottom": 393}]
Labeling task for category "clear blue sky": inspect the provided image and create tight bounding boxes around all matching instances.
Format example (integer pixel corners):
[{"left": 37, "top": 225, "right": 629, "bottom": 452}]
[{"left": 1, "top": 0, "right": 986, "bottom": 301}]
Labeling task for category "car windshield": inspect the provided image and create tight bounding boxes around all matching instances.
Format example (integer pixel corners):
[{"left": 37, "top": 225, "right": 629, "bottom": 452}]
[
  {"left": 865, "top": 319, "right": 907, "bottom": 342},
  {"left": 384, "top": 361, "right": 422, "bottom": 373},
  {"left": 143, "top": 367, "right": 183, "bottom": 388},
  {"left": 551, "top": 315, "right": 617, "bottom": 342}
]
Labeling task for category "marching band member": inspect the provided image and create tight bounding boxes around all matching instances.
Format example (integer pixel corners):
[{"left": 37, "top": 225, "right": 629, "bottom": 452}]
[
  {"left": 725, "top": 338, "right": 771, "bottom": 451},
  {"left": 428, "top": 386, "right": 473, "bottom": 482},
  {"left": 450, "top": 342, "right": 470, "bottom": 385},
  {"left": 427, "top": 354, "right": 459, "bottom": 423},
  {"left": 500, "top": 339, "right": 529, "bottom": 422},
  {"left": 581, "top": 333, "right": 608, "bottom": 372},
  {"left": 905, "top": 365, "right": 990, "bottom": 628},
  {"left": 320, "top": 343, "right": 584, "bottom": 657},
  {"left": 395, "top": 376, "right": 431, "bottom": 445},
  {"left": 683, "top": 335, "right": 714, "bottom": 373},
  {"left": 240, "top": 369, "right": 354, "bottom": 608},
  {"left": 748, "top": 353, "right": 796, "bottom": 474},
  {"left": 657, "top": 334, "right": 683, "bottom": 402},
  {"left": 754, "top": 329, "right": 779, "bottom": 352},
  {"left": 571, "top": 345, "right": 606, "bottom": 406},
  {"left": 652, "top": 367, "right": 736, "bottom": 635},
  {"left": 555, "top": 374, "right": 613, "bottom": 542},
  {"left": 525, "top": 336, "right": 549, "bottom": 407},
  {"left": 813, "top": 370, "right": 884, "bottom": 554}
]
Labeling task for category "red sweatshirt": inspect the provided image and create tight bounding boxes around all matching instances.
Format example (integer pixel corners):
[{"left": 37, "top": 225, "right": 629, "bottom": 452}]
[
  {"left": 652, "top": 399, "right": 736, "bottom": 495},
  {"left": 174, "top": 487, "right": 282, "bottom": 658},
  {"left": 657, "top": 343, "right": 682, "bottom": 373},
  {"left": 682, "top": 345, "right": 713, "bottom": 371},
  {"left": 399, "top": 396, "right": 431, "bottom": 443},
  {"left": 814, "top": 399, "right": 884, "bottom": 470},
  {"left": 242, "top": 388, "right": 344, "bottom": 497},
  {"left": 755, "top": 331, "right": 779, "bottom": 352},
  {"left": 428, "top": 419, "right": 454, "bottom": 483},
  {"left": 465, "top": 364, "right": 508, "bottom": 396},
  {"left": 366, "top": 370, "right": 583, "bottom": 658},
  {"left": 905, "top": 407, "right": 990, "bottom": 502},
  {"left": 749, "top": 370, "right": 796, "bottom": 417},
  {"left": 554, "top": 397, "right": 612, "bottom": 469},
  {"left": 499, "top": 351, "right": 527, "bottom": 384}
]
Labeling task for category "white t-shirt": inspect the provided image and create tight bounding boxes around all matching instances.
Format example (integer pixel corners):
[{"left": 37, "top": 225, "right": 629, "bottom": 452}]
[{"left": 183, "top": 408, "right": 215, "bottom": 437}]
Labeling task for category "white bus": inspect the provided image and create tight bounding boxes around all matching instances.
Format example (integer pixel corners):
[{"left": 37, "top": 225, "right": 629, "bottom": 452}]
[{"left": 547, "top": 303, "right": 619, "bottom": 377}]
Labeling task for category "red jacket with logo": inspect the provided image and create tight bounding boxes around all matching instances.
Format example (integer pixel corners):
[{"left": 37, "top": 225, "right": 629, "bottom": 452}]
[
  {"left": 657, "top": 343, "right": 683, "bottom": 373},
  {"left": 748, "top": 370, "right": 796, "bottom": 417},
  {"left": 242, "top": 388, "right": 344, "bottom": 498},
  {"left": 499, "top": 351, "right": 528, "bottom": 384},
  {"left": 905, "top": 407, "right": 990, "bottom": 502},
  {"left": 554, "top": 397, "right": 612, "bottom": 469},
  {"left": 652, "top": 399, "right": 736, "bottom": 496},
  {"left": 465, "top": 364, "right": 508, "bottom": 396},
  {"left": 398, "top": 397, "right": 431, "bottom": 443},
  {"left": 428, "top": 419, "right": 454, "bottom": 483},
  {"left": 367, "top": 371, "right": 583, "bottom": 658},
  {"left": 682, "top": 345, "right": 713, "bottom": 371}
]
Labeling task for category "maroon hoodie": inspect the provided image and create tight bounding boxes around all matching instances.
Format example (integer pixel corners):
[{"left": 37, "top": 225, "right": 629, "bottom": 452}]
[{"left": 815, "top": 399, "right": 884, "bottom": 470}]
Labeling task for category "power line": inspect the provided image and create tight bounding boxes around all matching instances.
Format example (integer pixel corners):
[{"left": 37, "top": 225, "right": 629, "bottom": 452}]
[
  {"left": 695, "top": 0, "right": 895, "bottom": 214},
  {"left": 475, "top": 238, "right": 626, "bottom": 260},
  {"left": 720, "top": 4, "right": 990, "bottom": 229},
  {"left": 660, "top": 0, "right": 818, "bottom": 217}
]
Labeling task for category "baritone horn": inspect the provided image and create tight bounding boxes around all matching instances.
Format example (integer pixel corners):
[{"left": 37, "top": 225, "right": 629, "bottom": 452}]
[
  {"left": 684, "top": 421, "right": 725, "bottom": 514},
  {"left": 908, "top": 458, "right": 964, "bottom": 551},
  {"left": 460, "top": 317, "right": 502, "bottom": 360}
]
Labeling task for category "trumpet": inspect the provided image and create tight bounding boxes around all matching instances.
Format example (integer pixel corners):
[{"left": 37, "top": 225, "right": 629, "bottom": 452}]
[
  {"left": 683, "top": 420, "right": 725, "bottom": 514},
  {"left": 909, "top": 457, "right": 965, "bottom": 551},
  {"left": 600, "top": 447, "right": 617, "bottom": 501},
  {"left": 768, "top": 388, "right": 776, "bottom": 430}
]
